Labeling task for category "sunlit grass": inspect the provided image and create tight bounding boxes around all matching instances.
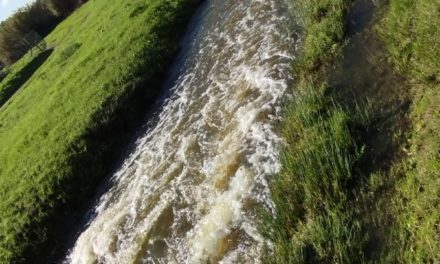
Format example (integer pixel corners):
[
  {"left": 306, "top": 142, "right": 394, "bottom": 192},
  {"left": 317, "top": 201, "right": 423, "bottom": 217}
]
[
  {"left": 262, "top": 1, "right": 378, "bottom": 261},
  {"left": 378, "top": 0, "right": 440, "bottom": 82},
  {"left": 265, "top": 80, "right": 375, "bottom": 263},
  {"left": 292, "top": 0, "right": 349, "bottom": 74},
  {"left": 0, "top": 0, "right": 199, "bottom": 262},
  {"left": 378, "top": 0, "right": 440, "bottom": 262},
  {"left": 266, "top": 0, "right": 439, "bottom": 262}
]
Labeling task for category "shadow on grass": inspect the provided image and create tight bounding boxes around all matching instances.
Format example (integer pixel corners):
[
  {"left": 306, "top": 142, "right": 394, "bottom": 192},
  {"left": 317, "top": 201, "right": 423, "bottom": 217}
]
[
  {"left": 331, "top": 0, "right": 411, "bottom": 175},
  {"left": 0, "top": 48, "right": 54, "bottom": 108},
  {"left": 326, "top": 0, "right": 412, "bottom": 261},
  {"left": 263, "top": 0, "right": 413, "bottom": 263}
]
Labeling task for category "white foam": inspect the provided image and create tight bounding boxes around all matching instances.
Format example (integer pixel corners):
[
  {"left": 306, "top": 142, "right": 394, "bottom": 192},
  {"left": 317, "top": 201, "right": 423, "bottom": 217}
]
[{"left": 65, "top": 0, "right": 297, "bottom": 263}]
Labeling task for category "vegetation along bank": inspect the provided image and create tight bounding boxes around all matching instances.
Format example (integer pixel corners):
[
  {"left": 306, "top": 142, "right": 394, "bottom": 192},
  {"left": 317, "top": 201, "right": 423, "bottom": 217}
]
[
  {"left": 0, "top": 0, "right": 84, "bottom": 66},
  {"left": 265, "top": 0, "right": 439, "bottom": 263}
]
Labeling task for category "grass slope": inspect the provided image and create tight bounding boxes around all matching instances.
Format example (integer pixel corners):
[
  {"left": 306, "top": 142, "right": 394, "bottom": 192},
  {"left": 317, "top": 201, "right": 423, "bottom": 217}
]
[
  {"left": 0, "top": 0, "right": 199, "bottom": 262},
  {"left": 0, "top": 49, "right": 53, "bottom": 108},
  {"left": 378, "top": 0, "right": 440, "bottom": 262},
  {"left": 265, "top": 0, "right": 439, "bottom": 263},
  {"left": 263, "top": 1, "right": 376, "bottom": 262}
]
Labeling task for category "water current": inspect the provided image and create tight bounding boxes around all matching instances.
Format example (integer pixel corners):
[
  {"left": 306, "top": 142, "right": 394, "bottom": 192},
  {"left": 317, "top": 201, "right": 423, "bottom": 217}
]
[{"left": 66, "top": 0, "right": 297, "bottom": 262}]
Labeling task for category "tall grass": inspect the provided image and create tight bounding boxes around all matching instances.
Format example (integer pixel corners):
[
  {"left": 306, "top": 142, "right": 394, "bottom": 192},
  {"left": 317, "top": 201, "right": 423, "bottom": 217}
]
[
  {"left": 265, "top": 81, "right": 375, "bottom": 263},
  {"left": 292, "top": 0, "right": 349, "bottom": 74},
  {"left": 262, "top": 0, "right": 377, "bottom": 261},
  {"left": 265, "top": 0, "right": 440, "bottom": 262},
  {"left": 378, "top": 0, "right": 440, "bottom": 82},
  {"left": 261, "top": 0, "right": 422, "bottom": 262}
]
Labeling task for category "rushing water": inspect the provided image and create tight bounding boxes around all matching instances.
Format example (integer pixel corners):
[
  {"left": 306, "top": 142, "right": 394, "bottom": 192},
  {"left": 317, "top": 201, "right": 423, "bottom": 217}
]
[{"left": 66, "top": 0, "right": 296, "bottom": 263}]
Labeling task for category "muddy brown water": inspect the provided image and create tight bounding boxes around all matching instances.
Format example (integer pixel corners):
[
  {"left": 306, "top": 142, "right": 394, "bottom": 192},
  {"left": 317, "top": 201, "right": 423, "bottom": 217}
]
[{"left": 64, "top": 0, "right": 297, "bottom": 263}]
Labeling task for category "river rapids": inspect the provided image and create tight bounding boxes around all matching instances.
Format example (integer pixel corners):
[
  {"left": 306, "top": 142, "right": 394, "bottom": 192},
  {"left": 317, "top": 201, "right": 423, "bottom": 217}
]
[{"left": 66, "top": 0, "right": 296, "bottom": 263}]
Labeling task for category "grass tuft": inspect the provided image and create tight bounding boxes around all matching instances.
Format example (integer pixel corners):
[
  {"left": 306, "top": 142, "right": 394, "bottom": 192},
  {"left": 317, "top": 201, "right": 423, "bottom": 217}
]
[{"left": 265, "top": 78, "right": 377, "bottom": 263}]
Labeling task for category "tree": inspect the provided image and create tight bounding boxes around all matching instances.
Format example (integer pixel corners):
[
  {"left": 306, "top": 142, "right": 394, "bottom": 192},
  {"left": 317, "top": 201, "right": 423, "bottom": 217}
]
[
  {"left": 45, "top": 0, "right": 79, "bottom": 17},
  {"left": 0, "top": 0, "right": 86, "bottom": 64},
  {"left": 0, "top": 20, "right": 28, "bottom": 64},
  {"left": 0, "top": 0, "right": 57, "bottom": 64}
]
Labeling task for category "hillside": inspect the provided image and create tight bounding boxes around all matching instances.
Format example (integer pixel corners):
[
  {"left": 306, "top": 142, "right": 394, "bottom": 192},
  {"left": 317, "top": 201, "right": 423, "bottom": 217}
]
[{"left": 0, "top": 0, "right": 200, "bottom": 262}]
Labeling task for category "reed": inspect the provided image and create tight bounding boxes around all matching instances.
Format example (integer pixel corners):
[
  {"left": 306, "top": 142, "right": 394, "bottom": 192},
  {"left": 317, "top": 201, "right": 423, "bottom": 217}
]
[{"left": 265, "top": 80, "right": 374, "bottom": 263}]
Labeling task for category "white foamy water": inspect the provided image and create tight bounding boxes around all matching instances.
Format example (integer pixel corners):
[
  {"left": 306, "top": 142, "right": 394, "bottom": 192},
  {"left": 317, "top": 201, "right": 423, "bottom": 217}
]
[{"left": 66, "top": 0, "right": 296, "bottom": 263}]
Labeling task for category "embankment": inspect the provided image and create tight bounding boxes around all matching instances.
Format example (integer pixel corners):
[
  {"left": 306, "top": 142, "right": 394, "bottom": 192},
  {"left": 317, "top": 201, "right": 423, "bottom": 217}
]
[
  {"left": 0, "top": 0, "right": 201, "bottom": 263},
  {"left": 266, "top": 0, "right": 439, "bottom": 262}
]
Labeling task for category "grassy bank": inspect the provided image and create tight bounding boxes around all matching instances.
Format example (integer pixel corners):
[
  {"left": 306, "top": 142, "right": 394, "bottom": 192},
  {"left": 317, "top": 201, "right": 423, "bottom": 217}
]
[
  {"left": 264, "top": 0, "right": 375, "bottom": 262},
  {"left": 266, "top": 0, "right": 439, "bottom": 263},
  {"left": 0, "top": 49, "right": 53, "bottom": 108},
  {"left": 0, "top": 0, "right": 200, "bottom": 262},
  {"left": 378, "top": 0, "right": 440, "bottom": 262}
]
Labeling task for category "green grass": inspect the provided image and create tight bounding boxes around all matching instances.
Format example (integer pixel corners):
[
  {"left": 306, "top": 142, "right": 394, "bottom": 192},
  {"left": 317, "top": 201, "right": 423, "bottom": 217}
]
[
  {"left": 0, "top": 0, "right": 200, "bottom": 262},
  {"left": 0, "top": 49, "right": 53, "bottom": 108},
  {"left": 265, "top": 0, "right": 439, "bottom": 263},
  {"left": 378, "top": 0, "right": 440, "bottom": 262},
  {"left": 292, "top": 0, "right": 349, "bottom": 74},
  {"left": 379, "top": 0, "right": 440, "bottom": 82},
  {"left": 265, "top": 81, "right": 375, "bottom": 263},
  {"left": 262, "top": 1, "right": 378, "bottom": 262}
]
